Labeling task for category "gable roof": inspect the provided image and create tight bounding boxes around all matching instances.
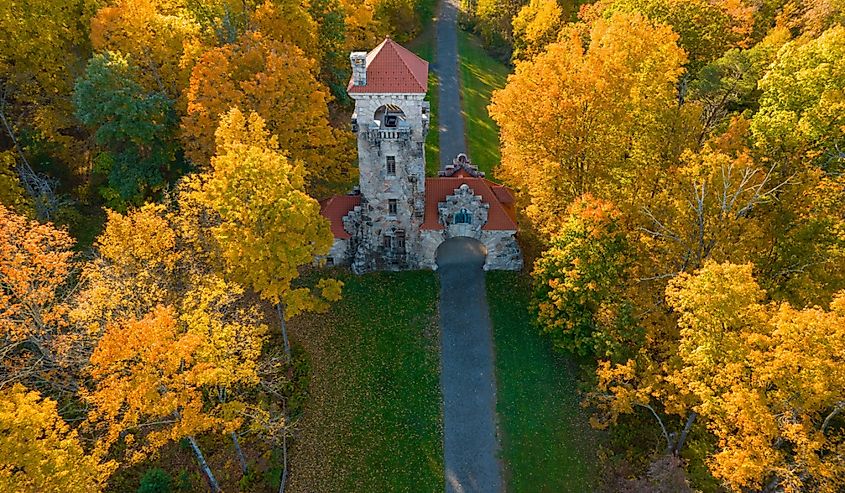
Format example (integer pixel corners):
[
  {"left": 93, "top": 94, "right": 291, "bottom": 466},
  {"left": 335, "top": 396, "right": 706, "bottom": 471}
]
[
  {"left": 348, "top": 38, "right": 429, "bottom": 94},
  {"left": 319, "top": 195, "right": 361, "bottom": 239},
  {"left": 422, "top": 177, "right": 518, "bottom": 231}
]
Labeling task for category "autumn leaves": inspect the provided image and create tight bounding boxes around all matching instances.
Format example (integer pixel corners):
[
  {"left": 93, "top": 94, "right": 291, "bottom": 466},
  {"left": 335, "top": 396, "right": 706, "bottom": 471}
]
[
  {"left": 0, "top": 108, "right": 342, "bottom": 491},
  {"left": 489, "top": 4, "right": 845, "bottom": 492}
]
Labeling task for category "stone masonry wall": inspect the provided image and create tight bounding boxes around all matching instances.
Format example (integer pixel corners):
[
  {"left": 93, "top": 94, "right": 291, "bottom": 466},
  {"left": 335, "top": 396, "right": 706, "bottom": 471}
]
[{"left": 348, "top": 92, "right": 429, "bottom": 272}]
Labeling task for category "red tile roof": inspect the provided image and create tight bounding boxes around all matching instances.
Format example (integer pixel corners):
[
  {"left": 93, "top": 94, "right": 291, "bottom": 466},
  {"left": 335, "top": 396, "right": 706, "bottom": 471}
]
[
  {"left": 348, "top": 38, "right": 428, "bottom": 94},
  {"left": 319, "top": 195, "right": 360, "bottom": 239},
  {"left": 422, "top": 177, "right": 518, "bottom": 231},
  {"left": 490, "top": 184, "right": 514, "bottom": 204}
]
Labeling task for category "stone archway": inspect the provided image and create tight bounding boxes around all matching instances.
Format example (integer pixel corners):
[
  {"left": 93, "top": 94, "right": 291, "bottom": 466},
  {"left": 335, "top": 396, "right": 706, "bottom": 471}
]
[{"left": 435, "top": 235, "right": 487, "bottom": 269}]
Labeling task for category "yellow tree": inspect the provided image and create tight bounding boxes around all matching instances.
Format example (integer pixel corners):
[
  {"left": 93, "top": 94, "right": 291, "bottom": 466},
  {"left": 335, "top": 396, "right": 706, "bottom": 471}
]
[
  {"left": 0, "top": 151, "right": 31, "bottom": 215},
  {"left": 511, "top": 0, "right": 565, "bottom": 62},
  {"left": 0, "top": 384, "right": 114, "bottom": 493},
  {"left": 751, "top": 24, "right": 845, "bottom": 173},
  {"left": 86, "top": 306, "right": 226, "bottom": 492},
  {"left": 0, "top": 205, "right": 79, "bottom": 393},
  {"left": 182, "top": 31, "right": 354, "bottom": 196},
  {"left": 191, "top": 108, "right": 342, "bottom": 359},
  {"left": 587, "top": 0, "right": 755, "bottom": 68},
  {"left": 73, "top": 203, "right": 181, "bottom": 332},
  {"left": 89, "top": 0, "right": 205, "bottom": 104},
  {"left": 0, "top": 0, "right": 98, "bottom": 165},
  {"left": 666, "top": 262, "right": 845, "bottom": 493},
  {"left": 490, "top": 11, "right": 693, "bottom": 237},
  {"left": 75, "top": 198, "right": 270, "bottom": 476}
]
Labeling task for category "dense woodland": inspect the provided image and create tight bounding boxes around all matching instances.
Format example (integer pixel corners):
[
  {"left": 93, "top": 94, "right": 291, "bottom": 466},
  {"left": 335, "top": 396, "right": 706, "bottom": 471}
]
[
  {"left": 484, "top": 0, "right": 845, "bottom": 491},
  {"left": 1, "top": 0, "right": 844, "bottom": 492},
  {"left": 0, "top": 0, "right": 429, "bottom": 491}
]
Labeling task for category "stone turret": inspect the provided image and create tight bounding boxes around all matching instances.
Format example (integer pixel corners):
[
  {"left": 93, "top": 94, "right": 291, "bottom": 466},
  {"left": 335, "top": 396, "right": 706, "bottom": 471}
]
[{"left": 346, "top": 38, "right": 430, "bottom": 272}]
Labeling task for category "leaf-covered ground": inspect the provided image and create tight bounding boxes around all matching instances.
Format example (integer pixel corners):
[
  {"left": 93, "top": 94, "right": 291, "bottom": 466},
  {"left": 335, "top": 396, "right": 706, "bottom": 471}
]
[
  {"left": 287, "top": 271, "right": 443, "bottom": 492},
  {"left": 457, "top": 30, "right": 510, "bottom": 179},
  {"left": 487, "top": 271, "right": 598, "bottom": 491}
]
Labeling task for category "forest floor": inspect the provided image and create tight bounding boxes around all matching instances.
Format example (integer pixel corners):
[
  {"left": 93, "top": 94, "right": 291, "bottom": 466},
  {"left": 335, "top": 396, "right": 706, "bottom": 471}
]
[
  {"left": 286, "top": 271, "right": 444, "bottom": 492},
  {"left": 487, "top": 272, "right": 598, "bottom": 492},
  {"left": 457, "top": 30, "right": 510, "bottom": 179}
]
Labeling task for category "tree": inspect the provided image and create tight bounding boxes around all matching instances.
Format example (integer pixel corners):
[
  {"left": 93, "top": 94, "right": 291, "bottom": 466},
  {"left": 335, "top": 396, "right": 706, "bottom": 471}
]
[
  {"left": 0, "top": 384, "right": 113, "bottom": 493},
  {"left": 0, "top": 151, "right": 31, "bottom": 214},
  {"left": 666, "top": 262, "right": 845, "bottom": 493},
  {"left": 89, "top": 0, "right": 204, "bottom": 103},
  {"left": 751, "top": 24, "right": 845, "bottom": 173},
  {"left": 511, "top": 0, "right": 565, "bottom": 62},
  {"left": 0, "top": 205, "right": 78, "bottom": 393},
  {"left": 588, "top": 0, "right": 754, "bottom": 69},
  {"left": 689, "top": 26, "right": 790, "bottom": 141},
  {"left": 469, "top": 0, "right": 530, "bottom": 52},
  {"left": 74, "top": 52, "right": 183, "bottom": 208},
  {"left": 182, "top": 31, "right": 354, "bottom": 196},
  {"left": 490, "top": 11, "right": 693, "bottom": 237},
  {"left": 307, "top": 0, "right": 351, "bottom": 99},
  {"left": 76, "top": 198, "right": 272, "bottom": 481},
  {"left": 0, "top": 0, "right": 98, "bottom": 164},
  {"left": 190, "top": 108, "right": 342, "bottom": 359},
  {"left": 532, "top": 194, "right": 638, "bottom": 358},
  {"left": 86, "top": 306, "right": 226, "bottom": 491}
]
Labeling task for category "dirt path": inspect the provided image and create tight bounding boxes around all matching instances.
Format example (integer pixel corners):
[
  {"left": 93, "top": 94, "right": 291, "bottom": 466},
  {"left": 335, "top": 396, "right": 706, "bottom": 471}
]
[
  {"left": 436, "top": 238, "right": 503, "bottom": 493},
  {"left": 435, "top": 0, "right": 468, "bottom": 169}
]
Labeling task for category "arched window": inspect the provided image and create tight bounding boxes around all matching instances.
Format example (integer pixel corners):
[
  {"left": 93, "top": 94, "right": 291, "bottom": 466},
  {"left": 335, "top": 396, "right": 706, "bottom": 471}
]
[
  {"left": 454, "top": 208, "right": 472, "bottom": 225},
  {"left": 374, "top": 104, "right": 406, "bottom": 128}
]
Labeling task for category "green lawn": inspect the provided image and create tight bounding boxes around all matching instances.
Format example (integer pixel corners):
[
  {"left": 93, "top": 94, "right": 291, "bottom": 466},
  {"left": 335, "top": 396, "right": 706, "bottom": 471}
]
[
  {"left": 487, "top": 271, "right": 597, "bottom": 492},
  {"left": 288, "top": 271, "right": 443, "bottom": 493},
  {"left": 409, "top": 17, "right": 441, "bottom": 175},
  {"left": 457, "top": 30, "right": 510, "bottom": 179}
]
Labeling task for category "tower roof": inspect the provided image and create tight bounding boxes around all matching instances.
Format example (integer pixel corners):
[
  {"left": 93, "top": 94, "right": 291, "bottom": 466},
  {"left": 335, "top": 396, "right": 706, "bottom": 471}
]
[{"left": 348, "top": 38, "right": 429, "bottom": 94}]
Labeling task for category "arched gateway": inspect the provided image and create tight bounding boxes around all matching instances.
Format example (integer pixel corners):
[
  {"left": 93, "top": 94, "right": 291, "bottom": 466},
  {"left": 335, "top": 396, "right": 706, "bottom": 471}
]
[
  {"left": 318, "top": 38, "right": 522, "bottom": 273},
  {"left": 435, "top": 236, "right": 487, "bottom": 269}
]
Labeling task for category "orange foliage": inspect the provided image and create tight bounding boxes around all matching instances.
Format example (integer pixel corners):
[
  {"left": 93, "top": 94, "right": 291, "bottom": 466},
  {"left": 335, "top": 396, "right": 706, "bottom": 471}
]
[
  {"left": 182, "top": 31, "right": 354, "bottom": 196},
  {"left": 0, "top": 205, "right": 78, "bottom": 388}
]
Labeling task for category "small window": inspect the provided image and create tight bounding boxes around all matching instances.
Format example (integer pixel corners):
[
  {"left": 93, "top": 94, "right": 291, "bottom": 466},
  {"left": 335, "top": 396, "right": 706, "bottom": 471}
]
[
  {"left": 388, "top": 199, "right": 398, "bottom": 216},
  {"left": 326, "top": 257, "right": 334, "bottom": 266},
  {"left": 383, "top": 235, "right": 392, "bottom": 249},
  {"left": 386, "top": 156, "right": 396, "bottom": 175},
  {"left": 395, "top": 230, "right": 406, "bottom": 250},
  {"left": 454, "top": 208, "right": 472, "bottom": 224}
]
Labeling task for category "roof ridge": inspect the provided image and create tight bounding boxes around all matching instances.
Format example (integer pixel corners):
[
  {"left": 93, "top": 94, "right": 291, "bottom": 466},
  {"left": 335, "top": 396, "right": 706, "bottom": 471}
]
[{"left": 386, "top": 38, "right": 426, "bottom": 90}]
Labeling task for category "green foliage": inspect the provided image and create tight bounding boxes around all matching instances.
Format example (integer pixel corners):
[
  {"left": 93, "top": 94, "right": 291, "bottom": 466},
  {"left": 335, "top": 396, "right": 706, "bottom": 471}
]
[
  {"left": 73, "top": 51, "right": 182, "bottom": 208},
  {"left": 752, "top": 24, "right": 845, "bottom": 172},
  {"left": 532, "top": 195, "right": 638, "bottom": 359},
  {"left": 137, "top": 468, "right": 171, "bottom": 493},
  {"left": 689, "top": 27, "right": 789, "bottom": 135},
  {"left": 307, "top": 0, "right": 349, "bottom": 100}
]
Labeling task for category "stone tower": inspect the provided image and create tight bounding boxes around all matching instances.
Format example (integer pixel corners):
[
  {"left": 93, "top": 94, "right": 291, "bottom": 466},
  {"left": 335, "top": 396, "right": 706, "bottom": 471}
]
[{"left": 346, "top": 38, "right": 430, "bottom": 272}]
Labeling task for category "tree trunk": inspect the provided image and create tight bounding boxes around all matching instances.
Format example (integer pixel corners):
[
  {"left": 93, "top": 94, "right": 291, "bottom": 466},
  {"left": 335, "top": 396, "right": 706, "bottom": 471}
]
[
  {"left": 187, "top": 436, "right": 222, "bottom": 493},
  {"left": 278, "top": 430, "right": 289, "bottom": 493},
  {"left": 673, "top": 412, "right": 697, "bottom": 456},
  {"left": 276, "top": 302, "right": 291, "bottom": 360},
  {"left": 231, "top": 431, "right": 248, "bottom": 474}
]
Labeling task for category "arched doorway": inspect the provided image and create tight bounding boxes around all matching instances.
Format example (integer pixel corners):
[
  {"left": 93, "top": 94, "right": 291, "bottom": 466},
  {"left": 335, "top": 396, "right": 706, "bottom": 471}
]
[{"left": 435, "top": 236, "right": 487, "bottom": 269}]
